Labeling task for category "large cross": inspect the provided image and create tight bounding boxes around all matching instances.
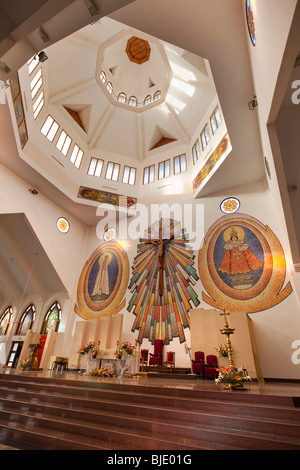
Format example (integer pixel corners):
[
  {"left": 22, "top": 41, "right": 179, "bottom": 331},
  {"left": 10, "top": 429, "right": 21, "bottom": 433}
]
[{"left": 141, "top": 219, "right": 174, "bottom": 296}]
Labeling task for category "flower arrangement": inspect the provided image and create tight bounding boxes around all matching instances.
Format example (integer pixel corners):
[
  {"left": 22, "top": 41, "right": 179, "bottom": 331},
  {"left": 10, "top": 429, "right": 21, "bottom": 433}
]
[
  {"left": 120, "top": 341, "right": 135, "bottom": 355},
  {"left": 78, "top": 342, "right": 95, "bottom": 355},
  {"left": 90, "top": 367, "right": 114, "bottom": 377},
  {"left": 216, "top": 344, "right": 229, "bottom": 357},
  {"left": 91, "top": 349, "right": 98, "bottom": 359},
  {"left": 215, "top": 365, "right": 251, "bottom": 388},
  {"left": 114, "top": 349, "right": 123, "bottom": 359},
  {"left": 20, "top": 358, "right": 31, "bottom": 370}
]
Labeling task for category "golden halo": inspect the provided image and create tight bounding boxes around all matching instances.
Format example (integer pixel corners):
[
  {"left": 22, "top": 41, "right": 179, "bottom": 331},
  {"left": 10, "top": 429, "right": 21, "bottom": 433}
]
[
  {"left": 98, "top": 252, "right": 112, "bottom": 266},
  {"left": 223, "top": 225, "right": 245, "bottom": 242}
]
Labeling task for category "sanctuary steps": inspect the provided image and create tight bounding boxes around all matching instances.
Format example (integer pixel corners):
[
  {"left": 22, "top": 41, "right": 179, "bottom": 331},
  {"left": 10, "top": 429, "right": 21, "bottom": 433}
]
[{"left": 0, "top": 372, "right": 299, "bottom": 450}]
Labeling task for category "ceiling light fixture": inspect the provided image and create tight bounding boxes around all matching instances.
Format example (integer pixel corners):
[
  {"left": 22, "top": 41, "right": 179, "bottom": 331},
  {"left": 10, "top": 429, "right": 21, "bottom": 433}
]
[
  {"left": 248, "top": 95, "right": 258, "bottom": 110},
  {"left": 37, "top": 51, "right": 48, "bottom": 63},
  {"left": 29, "top": 188, "right": 39, "bottom": 195}
]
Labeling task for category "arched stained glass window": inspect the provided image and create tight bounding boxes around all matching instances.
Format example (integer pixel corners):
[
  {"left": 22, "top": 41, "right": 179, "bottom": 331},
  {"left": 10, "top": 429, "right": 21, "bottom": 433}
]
[
  {"left": 16, "top": 304, "right": 35, "bottom": 336},
  {"left": 0, "top": 306, "right": 12, "bottom": 336},
  {"left": 41, "top": 302, "right": 61, "bottom": 334},
  {"left": 144, "top": 95, "right": 151, "bottom": 105}
]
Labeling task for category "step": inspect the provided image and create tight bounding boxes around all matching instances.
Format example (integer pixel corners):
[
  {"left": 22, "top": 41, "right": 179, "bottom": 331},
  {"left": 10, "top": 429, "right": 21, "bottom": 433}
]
[
  {"left": 1, "top": 383, "right": 300, "bottom": 450},
  {"left": 0, "top": 373, "right": 299, "bottom": 450},
  {"left": 0, "top": 376, "right": 299, "bottom": 426},
  {"left": 1, "top": 393, "right": 300, "bottom": 450},
  {"left": 0, "top": 372, "right": 295, "bottom": 407}
]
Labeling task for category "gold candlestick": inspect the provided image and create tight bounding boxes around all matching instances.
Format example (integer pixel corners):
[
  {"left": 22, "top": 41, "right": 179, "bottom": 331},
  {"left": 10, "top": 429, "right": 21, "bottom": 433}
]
[{"left": 220, "top": 310, "right": 235, "bottom": 367}]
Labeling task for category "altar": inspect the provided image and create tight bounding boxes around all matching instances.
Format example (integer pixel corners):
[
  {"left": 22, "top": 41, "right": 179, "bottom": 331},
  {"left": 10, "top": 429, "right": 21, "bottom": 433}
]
[{"left": 86, "top": 349, "right": 139, "bottom": 376}]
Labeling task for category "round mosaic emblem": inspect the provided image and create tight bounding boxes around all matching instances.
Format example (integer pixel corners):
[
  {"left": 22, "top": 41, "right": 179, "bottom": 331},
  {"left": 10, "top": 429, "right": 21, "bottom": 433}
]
[
  {"left": 198, "top": 213, "right": 292, "bottom": 313},
  {"left": 57, "top": 217, "right": 70, "bottom": 233},
  {"left": 75, "top": 241, "right": 129, "bottom": 319},
  {"left": 220, "top": 197, "right": 240, "bottom": 214},
  {"left": 103, "top": 227, "right": 116, "bottom": 242},
  {"left": 246, "top": 0, "right": 256, "bottom": 46}
]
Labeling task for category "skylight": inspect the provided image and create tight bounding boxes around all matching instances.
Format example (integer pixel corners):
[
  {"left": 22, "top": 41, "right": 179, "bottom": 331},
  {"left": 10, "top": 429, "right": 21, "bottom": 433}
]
[
  {"left": 169, "top": 62, "right": 196, "bottom": 81},
  {"left": 165, "top": 94, "right": 186, "bottom": 112},
  {"left": 171, "top": 77, "right": 195, "bottom": 97}
]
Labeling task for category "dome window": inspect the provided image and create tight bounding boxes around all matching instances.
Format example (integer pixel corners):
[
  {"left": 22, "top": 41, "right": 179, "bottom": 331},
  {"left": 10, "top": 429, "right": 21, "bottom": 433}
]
[
  {"left": 129, "top": 96, "right": 137, "bottom": 107},
  {"left": 118, "top": 92, "right": 127, "bottom": 104}
]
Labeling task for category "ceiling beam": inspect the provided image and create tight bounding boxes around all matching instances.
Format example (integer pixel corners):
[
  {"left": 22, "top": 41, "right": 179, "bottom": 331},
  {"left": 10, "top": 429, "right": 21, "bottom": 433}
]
[
  {"left": 164, "top": 102, "right": 190, "bottom": 144},
  {"left": 136, "top": 113, "right": 145, "bottom": 161},
  {"left": 88, "top": 103, "right": 113, "bottom": 148},
  {"left": 48, "top": 78, "right": 95, "bottom": 104}
]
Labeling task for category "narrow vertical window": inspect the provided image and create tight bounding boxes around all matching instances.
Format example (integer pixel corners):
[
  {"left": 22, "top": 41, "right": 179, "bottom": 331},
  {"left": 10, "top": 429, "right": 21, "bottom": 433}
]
[
  {"left": 123, "top": 166, "right": 136, "bottom": 185},
  {"left": 33, "top": 90, "right": 44, "bottom": 119},
  {"left": 158, "top": 159, "right": 170, "bottom": 180},
  {"left": 88, "top": 158, "right": 104, "bottom": 177},
  {"left": 210, "top": 106, "right": 222, "bottom": 134},
  {"left": 174, "top": 154, "right": 187, "bottom": 174},
  {"left": 106, "top": 162, "right": 120, "bottom": 181},
  {"left": 143, "top": 165, "right": 155, "bottom": 184},
  {"left": 28, "top": 56, "right": 39, "bottom": 75},
  {"left": 70, "top": 145, "right": 83, "bottom": 168},
  {"left": 30, "top": 68, "right": 43, "bottom": 99},
  {"left": 192, "top": 140, "right": 200, "bottom": 164},
  {"left": 56, "top": 130, "right": 72, "bottom": 156},
  {"left": 41, "top": 115, "right": 59, "bottom": 142},
  {"left": 200, "top": 124, "right": 210, "bottom": 150}
]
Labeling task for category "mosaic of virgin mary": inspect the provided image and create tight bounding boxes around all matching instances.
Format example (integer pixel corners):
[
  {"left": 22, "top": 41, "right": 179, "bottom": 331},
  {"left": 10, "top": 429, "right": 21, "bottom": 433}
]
[{"left": 75, "top": 241, "right": 129, "bottom": 319}]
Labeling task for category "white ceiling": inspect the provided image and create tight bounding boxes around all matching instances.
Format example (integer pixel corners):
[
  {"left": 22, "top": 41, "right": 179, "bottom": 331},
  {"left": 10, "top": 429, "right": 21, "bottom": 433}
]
[{"left": 0, "top": 0, "right": 266, "bottom": 226}]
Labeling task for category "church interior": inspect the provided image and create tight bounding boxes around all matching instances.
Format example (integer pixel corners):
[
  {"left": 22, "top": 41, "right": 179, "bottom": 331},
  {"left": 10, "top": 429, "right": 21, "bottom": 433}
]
[{"left": 0, "top": 0, "right": 300, "bottom": 451}]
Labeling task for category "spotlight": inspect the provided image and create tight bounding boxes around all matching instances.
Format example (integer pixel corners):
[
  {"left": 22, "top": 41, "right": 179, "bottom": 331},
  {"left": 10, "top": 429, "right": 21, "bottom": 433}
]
[
  {"left": 37, "top": 51, "right": 48, "bottom": 63},
  {"left": 29, "top": 188, "right": 39, "bottom": 195},
  {"left": 248, "top": 96, "right": 258, "bottom": 110}
]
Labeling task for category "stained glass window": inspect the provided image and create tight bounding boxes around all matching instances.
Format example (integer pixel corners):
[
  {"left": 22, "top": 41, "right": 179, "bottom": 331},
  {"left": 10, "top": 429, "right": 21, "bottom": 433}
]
[
  {"left": 0, "top": 306, "right": 12, "bottom": 336},
  {"left": 41, "top": 302, "right": 61, "bottom": 334},
  {"left": 16, "top": 304, "right": 35, "bottom": 336}
]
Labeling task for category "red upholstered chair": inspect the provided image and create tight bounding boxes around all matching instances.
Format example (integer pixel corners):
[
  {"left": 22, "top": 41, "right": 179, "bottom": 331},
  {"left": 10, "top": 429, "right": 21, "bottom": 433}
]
[
  {"left": 204, "top": 354, "right": 218, "bottom": 379},
  {"left": 149, "top": 339, "right": 164, "bottom": 366},
  {"left": 140, "top": 349, "right": 148, "bottom": 371},
  {"left": 163, "top": 351, "right": 175, "bottom": 373},
  {"left": 192, "top": 351, "right": 205, "bottom": 376}
]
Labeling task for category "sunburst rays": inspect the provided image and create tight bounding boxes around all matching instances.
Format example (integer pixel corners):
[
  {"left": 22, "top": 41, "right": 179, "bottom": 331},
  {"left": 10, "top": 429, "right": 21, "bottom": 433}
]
[{"left": 127, "top": 219, "right": 200, "bottom": 344}]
